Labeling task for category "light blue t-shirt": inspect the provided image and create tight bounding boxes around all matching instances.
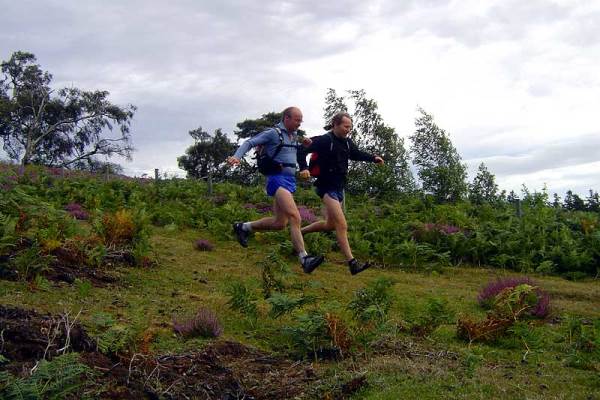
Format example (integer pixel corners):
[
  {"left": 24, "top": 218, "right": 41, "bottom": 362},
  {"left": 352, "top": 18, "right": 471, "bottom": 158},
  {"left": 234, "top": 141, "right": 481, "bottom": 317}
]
[{"left": 233, "top": 122, "right": 299, "bottom": 176}]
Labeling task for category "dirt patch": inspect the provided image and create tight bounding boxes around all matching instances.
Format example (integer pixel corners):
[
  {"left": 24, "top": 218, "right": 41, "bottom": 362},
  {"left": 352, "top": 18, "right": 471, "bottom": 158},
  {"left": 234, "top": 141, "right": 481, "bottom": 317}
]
[
  {"left": 1, "top": 238, "right": 137, "bottom": 286},
  {"left": 46, "top": 245, "right": 131, "bottom": 286},
  {"left": 44, "top": 262, "right": 119, "bottom": 286},
  {"left": 83, "top": 341, "right": 317, "bottom": 399},
  {"left": 0, "top": 306, "right": 95, "bottom": 363},
  {"left": 1, "top": 305, "right": 320, "bottom": 399}
]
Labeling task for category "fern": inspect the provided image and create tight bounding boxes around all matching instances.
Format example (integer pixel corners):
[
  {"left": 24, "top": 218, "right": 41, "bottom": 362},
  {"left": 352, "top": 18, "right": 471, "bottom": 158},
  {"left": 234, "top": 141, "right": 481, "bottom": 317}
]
[
  {"left": 225, "top": 281, "right": 258, "bottom": 320},
  {"left": 259, "top": 251, "right": 288, "bottom": 298},
  {"left": 0, "top": 212, "right": 17, "bottom": 254},
  {"left": 0, "top": 353, "right": 90, "bottom": 400},
  {"left": 283, "top": 310, "right": 329, "bottom": 359},
  {"left": 267, "top": 293, "right": 315, "bottom": 319},
  {"left": 348, "top": 277, "right": 395, "bottom": 324},
  {"left": 96, "top": 325, "right": 132, "bottom": 355}
]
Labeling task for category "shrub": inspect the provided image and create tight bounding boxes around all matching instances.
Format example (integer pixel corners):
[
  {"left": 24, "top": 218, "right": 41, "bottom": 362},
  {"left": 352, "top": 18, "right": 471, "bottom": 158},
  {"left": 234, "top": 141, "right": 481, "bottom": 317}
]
[
  {"left": 99, "top": 209, "right": 136, "bottom": 246},
  {"left": 458, "top": 284, "right": 545, "bottom": 343},
  {"left": 477, "top": 276, "right": 550, "bottom": 318},
  {"left": 194, "top": 239, "right": 214, "bottom": 251},
  {"left": 402, "top": 297, "right": 455, "bottom": 337},
  {"left": 173, "top": 307, "right": 223, "bottom": 338},
  {"left": 560, "top": 316, "right": 600, "bottom": 371},
  {"left": 283, "top": 310, "right": 333, "bottom": 360},
  {"left": 348, "top": 277, "right": 395, "bottom": 324}
]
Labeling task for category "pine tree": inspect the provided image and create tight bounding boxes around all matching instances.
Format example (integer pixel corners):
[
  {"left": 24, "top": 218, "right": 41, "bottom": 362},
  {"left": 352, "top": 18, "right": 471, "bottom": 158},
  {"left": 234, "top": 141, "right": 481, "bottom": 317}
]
[
  {"left": 409, "top": 108, "right": 467, "bottom": 203},
  {"left": 469, "top": 162, "right": 499, "bottom": 204}
]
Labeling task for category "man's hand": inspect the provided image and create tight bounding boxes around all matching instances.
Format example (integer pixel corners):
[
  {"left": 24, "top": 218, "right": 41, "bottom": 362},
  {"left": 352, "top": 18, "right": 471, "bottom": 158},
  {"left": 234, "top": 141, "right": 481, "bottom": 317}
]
[
  {"left": 374, "top": 156, "right": 384, "bottom": 165},
  {"left": 301, "top": 137, "right": 312, "bottom": 147},
  {"left": 227, "top": 156, "right": 240, "bottom": 166},
  {"left": 298, "top": 169, "right": 310, "bottom": 180}
]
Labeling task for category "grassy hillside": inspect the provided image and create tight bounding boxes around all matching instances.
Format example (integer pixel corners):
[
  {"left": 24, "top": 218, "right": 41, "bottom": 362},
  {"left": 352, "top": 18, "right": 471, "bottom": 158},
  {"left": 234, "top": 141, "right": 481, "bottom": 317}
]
[{"left": 0, "top": 165, "right": 599, "bottom": 399}]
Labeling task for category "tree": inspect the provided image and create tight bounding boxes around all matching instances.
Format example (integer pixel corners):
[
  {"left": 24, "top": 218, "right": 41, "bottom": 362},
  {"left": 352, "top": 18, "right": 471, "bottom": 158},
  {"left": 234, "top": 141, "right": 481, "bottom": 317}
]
[
  {"left": 322, "top": 88, "right": 415, "bottom": 197},
  {"left": 0, "top": 51, "right": 135, "bottom": 168},
  {"left": 177, "top": 127, "right": 235, "bottom": 180},
  {"left": 585, "top": 189, "right": 600, "bottom": 212},
  {"left": 552, "top": 193, "right": 561, "bottom": 208},
  {"left": 234, "top": 112, "right": 283, "bottom": 140},
  {"left": 409, "top": 107, "right": 468, "bottom": 203},
  {"left": 469, "top": 162, "right": 499, "bottom": 204},
  {"left": 323, "top": 88, "right": 348, "bottom": 125},
  {"left": 563, "top": 190, "right": 585, "bottom": 211}
]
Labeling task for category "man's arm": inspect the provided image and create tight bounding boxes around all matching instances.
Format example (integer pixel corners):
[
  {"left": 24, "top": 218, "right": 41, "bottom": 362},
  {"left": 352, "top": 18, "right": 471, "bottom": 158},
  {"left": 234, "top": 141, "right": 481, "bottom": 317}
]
[
  {"left": 297, "top": 135, "right": 327, "bottom": 171},
  {"left": 227, "top": 129, "right": 275, "bottom": 165}
]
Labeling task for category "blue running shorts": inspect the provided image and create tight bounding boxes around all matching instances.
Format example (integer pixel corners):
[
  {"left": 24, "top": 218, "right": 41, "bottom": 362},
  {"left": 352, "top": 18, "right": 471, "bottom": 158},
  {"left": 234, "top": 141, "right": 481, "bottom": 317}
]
[{"left": 266, "top": 174, "right": 296, "bottom": 196}]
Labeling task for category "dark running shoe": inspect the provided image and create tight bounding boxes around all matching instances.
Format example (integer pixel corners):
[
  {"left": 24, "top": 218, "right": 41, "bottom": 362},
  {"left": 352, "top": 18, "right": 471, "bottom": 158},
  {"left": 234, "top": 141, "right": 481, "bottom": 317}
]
[
  {"left": 232, "top": 222, "right": 250, "bottom": 248},
  {"left": 349, "top": 258, "right": 370, "bottom": 275},
  {"left": 301, "top": 255, "right": 324, "bottom": 274}
]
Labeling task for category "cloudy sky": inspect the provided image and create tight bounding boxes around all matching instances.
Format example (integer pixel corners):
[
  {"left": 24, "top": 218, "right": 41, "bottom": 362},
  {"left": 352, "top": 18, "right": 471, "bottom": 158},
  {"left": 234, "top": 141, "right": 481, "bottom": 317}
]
[{"left": 1, "top": 0, "right": 599, "bottom": 196}]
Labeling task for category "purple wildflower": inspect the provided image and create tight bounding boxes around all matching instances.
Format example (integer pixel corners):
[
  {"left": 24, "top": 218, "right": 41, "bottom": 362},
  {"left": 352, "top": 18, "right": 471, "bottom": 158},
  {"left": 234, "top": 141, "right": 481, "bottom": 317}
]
[
  {"left": 194, "top": 239, "right": 214, "bottom": 251},
  {"left": 418, "top": 223, "right": 463, "bottom": 236},
  {"left": 173, "top": 307, "right": 223, "bottom": 338},
  {"left": 211, "top": 194, "right": 228, "bottom": 205},
  {"left": 298, "top": 205, "right": 318, "bottom": 223},
  {"left": 64, "top": 203, "right": 89, "bottom": 220},
  {"left": 439, "top": 224, "right": 461, "bottom": 235},
  {"left": 477, "top": 276, "right": 550, "bottom": 318},
  {"left": 244, "top": 202, "right": 274, "bottom": 213},
  {"left": 255, "top": 203, "right": 272, "bottom": 213}
]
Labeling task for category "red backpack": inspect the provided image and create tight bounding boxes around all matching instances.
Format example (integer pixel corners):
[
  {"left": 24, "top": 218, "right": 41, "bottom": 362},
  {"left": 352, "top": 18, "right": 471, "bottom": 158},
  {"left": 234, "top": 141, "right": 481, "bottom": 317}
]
[
  {"left": 308, "top": 152, "right": 323, "bottom": 177},
  {"left": 308, "top": 133, "right": 348, "bottom": 177}
]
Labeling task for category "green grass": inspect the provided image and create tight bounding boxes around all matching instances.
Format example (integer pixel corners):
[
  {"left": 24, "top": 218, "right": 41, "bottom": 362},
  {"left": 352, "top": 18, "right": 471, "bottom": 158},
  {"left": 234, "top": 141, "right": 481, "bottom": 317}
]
[{"left": 1, "top": 226, "right": 599, "bottom": 399}]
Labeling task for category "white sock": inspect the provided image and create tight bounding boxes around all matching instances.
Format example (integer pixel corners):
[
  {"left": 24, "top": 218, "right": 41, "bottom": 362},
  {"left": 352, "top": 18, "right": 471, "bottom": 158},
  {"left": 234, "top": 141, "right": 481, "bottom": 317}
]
[
  {"left": 298, "top": 251, "right": 308, "bottom": 262},
  {"left": 242, "top": 222, "right": 252, "bottom": 232}
]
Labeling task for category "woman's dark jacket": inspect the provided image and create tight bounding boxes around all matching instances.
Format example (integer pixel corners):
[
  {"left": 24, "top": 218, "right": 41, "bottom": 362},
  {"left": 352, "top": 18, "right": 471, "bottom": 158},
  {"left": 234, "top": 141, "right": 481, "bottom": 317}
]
[{"left": 297, "top": 132, "right": 376, "bottom": 190}]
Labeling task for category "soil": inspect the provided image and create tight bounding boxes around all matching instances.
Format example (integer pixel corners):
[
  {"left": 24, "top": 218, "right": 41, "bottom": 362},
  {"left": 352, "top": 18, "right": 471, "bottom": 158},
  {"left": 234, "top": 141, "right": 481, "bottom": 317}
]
[{"left": 0, "top": 305, "right": 325, "bottom": 399}]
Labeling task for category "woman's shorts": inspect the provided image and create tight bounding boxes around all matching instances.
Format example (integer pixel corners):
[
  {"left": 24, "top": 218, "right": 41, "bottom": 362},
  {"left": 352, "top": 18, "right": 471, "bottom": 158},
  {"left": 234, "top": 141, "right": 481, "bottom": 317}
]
[
  {"left": 266, "top": 174, "right": 296, "bottom": 196},
  {"left": 316, "top": 186, "right": 344, "bottom": 202}
]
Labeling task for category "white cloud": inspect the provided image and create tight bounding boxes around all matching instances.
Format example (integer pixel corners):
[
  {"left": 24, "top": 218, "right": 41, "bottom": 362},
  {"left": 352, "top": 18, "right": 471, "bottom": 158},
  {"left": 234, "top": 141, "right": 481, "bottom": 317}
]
[{"left": 1, "top": 0, "right": 599, "bottom": 195}]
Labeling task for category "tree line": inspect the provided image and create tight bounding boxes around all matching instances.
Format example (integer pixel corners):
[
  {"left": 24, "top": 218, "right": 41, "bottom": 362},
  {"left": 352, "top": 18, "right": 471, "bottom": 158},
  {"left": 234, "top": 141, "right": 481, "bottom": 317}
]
[{"left": 1, "top": 50, "right": 597, "bottom": 209}]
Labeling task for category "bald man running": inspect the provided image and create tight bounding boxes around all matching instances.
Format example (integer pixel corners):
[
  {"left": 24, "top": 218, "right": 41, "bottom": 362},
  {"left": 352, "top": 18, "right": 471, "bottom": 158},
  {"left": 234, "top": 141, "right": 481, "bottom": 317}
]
[{"left": 227, "top": 107, "right": 324, "bottom": 274}]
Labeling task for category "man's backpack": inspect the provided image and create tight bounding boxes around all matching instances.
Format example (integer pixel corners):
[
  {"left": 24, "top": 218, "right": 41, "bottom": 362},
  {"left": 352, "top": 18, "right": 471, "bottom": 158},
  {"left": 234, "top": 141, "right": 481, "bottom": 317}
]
[
  {"left": 307, "top": 132, "right": 348, "bottom": 177},
  {"left": 255, "top": 127, "right": 297, "bottom": 175}
]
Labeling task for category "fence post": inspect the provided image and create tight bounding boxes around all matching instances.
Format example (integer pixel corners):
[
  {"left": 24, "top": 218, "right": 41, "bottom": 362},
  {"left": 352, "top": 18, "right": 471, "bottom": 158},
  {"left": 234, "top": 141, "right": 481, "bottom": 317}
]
[
  {"left": 516, "top": 199, "right": 523, "bottom": 218},
  {"left": 207, "top": 170, "right": 213, "bottom": 196}
]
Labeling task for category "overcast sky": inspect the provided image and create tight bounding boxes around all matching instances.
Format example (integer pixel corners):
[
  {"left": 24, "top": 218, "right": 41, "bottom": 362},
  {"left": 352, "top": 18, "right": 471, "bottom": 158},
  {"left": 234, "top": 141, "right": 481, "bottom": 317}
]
[{"left": 1, "top": 0, "right": 599, "bottom": 197}]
